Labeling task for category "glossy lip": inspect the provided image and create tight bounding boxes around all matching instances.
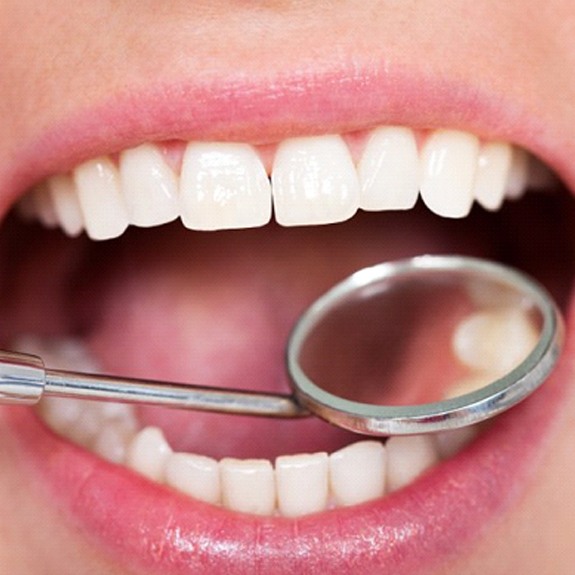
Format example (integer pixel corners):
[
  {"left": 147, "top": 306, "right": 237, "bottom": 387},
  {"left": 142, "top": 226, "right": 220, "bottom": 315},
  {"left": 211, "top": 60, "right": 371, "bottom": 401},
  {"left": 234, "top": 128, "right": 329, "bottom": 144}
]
[{"left": 2, "top": 62, "right": 575, "bottom": 574}]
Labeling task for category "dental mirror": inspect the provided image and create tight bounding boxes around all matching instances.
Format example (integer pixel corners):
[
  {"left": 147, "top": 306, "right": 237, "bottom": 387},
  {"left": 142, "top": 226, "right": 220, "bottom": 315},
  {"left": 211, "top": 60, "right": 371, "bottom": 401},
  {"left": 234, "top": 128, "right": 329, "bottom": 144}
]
[{"left": 0, "top": 255, "right": 563, "bottom": 436}]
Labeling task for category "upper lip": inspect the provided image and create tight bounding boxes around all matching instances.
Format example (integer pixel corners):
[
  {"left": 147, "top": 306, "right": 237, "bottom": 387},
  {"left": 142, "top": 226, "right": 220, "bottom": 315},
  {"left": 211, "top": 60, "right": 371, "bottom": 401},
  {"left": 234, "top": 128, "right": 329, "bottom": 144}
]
[{"left": 2, "top": 60, "right": 575, "bottom": 219}]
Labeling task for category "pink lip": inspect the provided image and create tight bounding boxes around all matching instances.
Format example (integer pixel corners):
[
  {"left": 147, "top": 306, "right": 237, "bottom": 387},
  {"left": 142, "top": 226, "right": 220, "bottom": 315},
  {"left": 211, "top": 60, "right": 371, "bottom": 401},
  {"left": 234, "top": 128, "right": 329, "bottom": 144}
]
[
  {"left": 3, "top": 62, "right": 575, "bottom": 214},
  {"left": 6, "top": 327, "right": 573, "bottom": 575},
  {"left": 2, "top": 63, "right": 575, "bottom": 574}
]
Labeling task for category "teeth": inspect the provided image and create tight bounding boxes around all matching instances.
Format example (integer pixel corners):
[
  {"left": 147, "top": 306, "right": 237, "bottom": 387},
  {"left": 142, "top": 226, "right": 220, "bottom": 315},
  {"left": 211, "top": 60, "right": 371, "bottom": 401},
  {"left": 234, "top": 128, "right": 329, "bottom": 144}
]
[
  {"left": 119, "top": 144, "right": 179, "bottom": 227},
  {"left": 452, "top": 307, "right": 539, "bottom": 378},
  {"left": 275, "top": 452, "right": 329, "bottom": 517},
  {"left": 180, "top": 142, "right": 271, "bottom": 231},
  {"left": 165, "top": 453, "right": 221, "bottom": 505},
  {"left": 473, "top": 141, "right": 512, "bottom": 211},
  {"left": 329, "top": 440, "right": 386, "bottom": 507},
  {"left": 420, "top": 129, "right": 480, "bottom": 218},
  {"left": 272, "top": 135, "right": 359, "bottom": 226},
  {"left": 48, "top": 174, "right": 84, "bottom": 237},
  {"left": 126, "top": 427, "right": 173, "bottom": 482},
  {"left": 74, "top": 157, "right": 129, "bottom": 240},
  {"left": 358, "top": 126, "right": 419, "bottom": 211},
  {"left": 220, "top": 458, "right": 276, "bottom": 515},
  {"left": 20, "top": 126, "right": 546, "bottom": 236},
  {"left": 385, "top": 435, "right": 439, "bottom": 493}
]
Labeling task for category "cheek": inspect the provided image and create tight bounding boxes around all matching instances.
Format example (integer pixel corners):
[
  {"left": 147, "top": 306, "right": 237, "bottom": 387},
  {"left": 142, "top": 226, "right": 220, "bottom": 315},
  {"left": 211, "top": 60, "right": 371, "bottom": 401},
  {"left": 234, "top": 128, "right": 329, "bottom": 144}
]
[{"left": 441, "top": 377, "right": 575, "bottom": 574}]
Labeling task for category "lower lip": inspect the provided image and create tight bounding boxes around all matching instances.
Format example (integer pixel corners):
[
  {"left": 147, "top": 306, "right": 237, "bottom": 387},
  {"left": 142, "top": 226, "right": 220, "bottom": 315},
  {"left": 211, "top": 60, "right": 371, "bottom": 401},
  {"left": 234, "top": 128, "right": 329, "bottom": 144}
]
[{"left": 4, "top": 310, "right": 574, "bottom": 575}]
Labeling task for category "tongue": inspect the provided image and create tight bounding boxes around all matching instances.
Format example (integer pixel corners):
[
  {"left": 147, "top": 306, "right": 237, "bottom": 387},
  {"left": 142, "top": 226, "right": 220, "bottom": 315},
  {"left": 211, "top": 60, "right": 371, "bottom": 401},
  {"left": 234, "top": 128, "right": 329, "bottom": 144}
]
[{"left": 64, "top": 210, "right": 490, "bottom": 458}]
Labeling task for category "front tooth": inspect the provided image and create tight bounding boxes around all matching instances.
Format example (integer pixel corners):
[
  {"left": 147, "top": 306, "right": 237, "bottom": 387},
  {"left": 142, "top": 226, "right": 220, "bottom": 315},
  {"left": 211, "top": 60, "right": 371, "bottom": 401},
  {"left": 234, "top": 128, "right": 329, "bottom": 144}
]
[
  {"left": 473, "top": 141, "right": 512, "bottom": 211},
  {"left": 165, "top": 453, "right": 221, "bottom": 505},
  {"left": 329, "top": 441, "right": 386, "bottom": 507},
  {"left": 420, "top": 130, "right": 480, "bottom": 218},
  {"left": 180, "top": 142, "right": 271, "bottom": 231},
  {"left": 272, "top": 135, "right": 359, "bottom": 226},
  {"left": 275, "top": 452, "right": 329, "bottom": 517},
  {"left": 126, "top": 426, "right": 172, "bottom": 482},
  {"left": 386, "top": 435, "right": 439, "bottom": 493},
  {"left": 220, "top": 458, "right": 275, "bottom": 515},
  {"left": 358, "top": 127, "right": 419, "bottom": 211},
  {"left": 120, "top": 143, "right": 179, "bottom": 227},
  {"left": 452, "top": 307, "right": 539, "bottom": 377},
  {"left": 74, "top": 157, "right": 129, "bottom": 240},
  {"left": 48, "top": 174, "right": 84, "bottom": 237}
]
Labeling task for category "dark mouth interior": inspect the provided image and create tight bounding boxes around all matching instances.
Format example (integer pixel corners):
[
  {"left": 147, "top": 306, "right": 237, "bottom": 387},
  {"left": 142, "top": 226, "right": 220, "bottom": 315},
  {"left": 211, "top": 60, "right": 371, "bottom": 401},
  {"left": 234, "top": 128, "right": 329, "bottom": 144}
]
[{"left": 0, "top": 187, "right": 572, "bottom": 459}]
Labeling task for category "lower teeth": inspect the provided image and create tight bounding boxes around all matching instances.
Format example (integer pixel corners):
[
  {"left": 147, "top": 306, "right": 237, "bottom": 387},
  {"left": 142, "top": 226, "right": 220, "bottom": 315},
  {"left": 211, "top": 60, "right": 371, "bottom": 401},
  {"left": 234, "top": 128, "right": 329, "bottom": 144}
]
[
  {"left": 18, "top": 331, "right": 476, "bottom": 518},
  {"left": 17, "top": 301, "right": 538, "bottom": 518}
]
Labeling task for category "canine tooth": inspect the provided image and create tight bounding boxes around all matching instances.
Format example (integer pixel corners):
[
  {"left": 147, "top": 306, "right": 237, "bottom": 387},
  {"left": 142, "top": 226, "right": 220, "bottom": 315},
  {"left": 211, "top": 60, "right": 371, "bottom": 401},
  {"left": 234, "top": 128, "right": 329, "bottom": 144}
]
[
  {"left": 527, "top": 154, "right": 557, "bottom": 189},
  {"left": 442, "top": 374, "right": 493, "bottom": 400},
  {"left": 329, "top": 441, "right": 386, "bottom": 507},
  {"left": 276, "top": 452, "right": 329, "bottom": 517},
  {"left": 74, "top": 157, "right": 129, "bottom": 240},
  {"left": 420, "top": 130, "right": 479, "bottom": 218},
  {"left": 434, "top": 426, "right": 478, "bottom": 459},
  {"left": 120, "top": 143, "right": 179, "bottom": 227},
  {"left": 473, "top": 141, "right": 512, "bottom": 211},
  {"left": 505, "top": 147, "right": 529, "bottom": 199},
  {"left": 452, "top": 308, "right": 539, "bottom": 377},
  {"left": 165, "top": 453, "right": 221, "bottom": 505},
  {"left": 386, "top": 435, "right": 439, "bottom": 493},
  {"left": 180, "top": 142, "right": 271, "bottom": 230},
  {"left": 38, "top": 397, "right": 88, "bottom": 436},
  {"left": 272, "top": 135, "right": 359, "bottom": 226},
  {"left": 48, "top": 174, "right": 84, "bottom": 236},
  {"left": 126, "top": 426, "right": 172, "bottom": 482},
  {"left": 220, "top": 458, "right": 275, "bottom": 515},
  {"left": 358, "top": 126, "right": 419, "bottom": 211}
]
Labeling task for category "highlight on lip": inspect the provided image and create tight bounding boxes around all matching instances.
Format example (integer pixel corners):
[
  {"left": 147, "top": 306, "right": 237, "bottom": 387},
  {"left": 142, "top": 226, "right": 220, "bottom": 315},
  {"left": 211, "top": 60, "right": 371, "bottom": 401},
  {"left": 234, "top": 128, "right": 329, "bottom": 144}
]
[{"left": 17, "top": 125, "right": 554, "bottom": 241}]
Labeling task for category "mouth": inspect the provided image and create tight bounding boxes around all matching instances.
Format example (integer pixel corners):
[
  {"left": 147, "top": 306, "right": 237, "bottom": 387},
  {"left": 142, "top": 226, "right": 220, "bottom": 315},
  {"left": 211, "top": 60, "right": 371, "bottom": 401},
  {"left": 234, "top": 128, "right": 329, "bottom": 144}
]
[{"left": 2, "top": 68, "right": 575, "bottom": 575}]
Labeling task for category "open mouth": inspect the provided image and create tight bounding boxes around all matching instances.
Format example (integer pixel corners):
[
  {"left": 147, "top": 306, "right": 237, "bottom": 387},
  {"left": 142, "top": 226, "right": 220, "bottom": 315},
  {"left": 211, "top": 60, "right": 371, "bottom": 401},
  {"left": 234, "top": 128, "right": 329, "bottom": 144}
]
[{"left": 2, "top": 56, "right": 575, "bottom": 573}]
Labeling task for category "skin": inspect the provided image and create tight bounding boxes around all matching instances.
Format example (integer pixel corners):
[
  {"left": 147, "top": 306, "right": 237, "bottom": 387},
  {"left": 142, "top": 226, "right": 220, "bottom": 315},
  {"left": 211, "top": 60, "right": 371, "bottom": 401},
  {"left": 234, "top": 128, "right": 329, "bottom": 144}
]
[{"left": 1, "top": 1, "right": 575, "bottom": 573}]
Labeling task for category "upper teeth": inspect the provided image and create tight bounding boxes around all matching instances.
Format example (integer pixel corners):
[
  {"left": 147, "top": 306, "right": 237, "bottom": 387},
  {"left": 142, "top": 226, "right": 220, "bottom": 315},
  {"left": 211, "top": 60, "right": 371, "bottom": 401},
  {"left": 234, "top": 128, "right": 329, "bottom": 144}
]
[{"left": 18, "top": 127, "right": 551, "bottom": 240}]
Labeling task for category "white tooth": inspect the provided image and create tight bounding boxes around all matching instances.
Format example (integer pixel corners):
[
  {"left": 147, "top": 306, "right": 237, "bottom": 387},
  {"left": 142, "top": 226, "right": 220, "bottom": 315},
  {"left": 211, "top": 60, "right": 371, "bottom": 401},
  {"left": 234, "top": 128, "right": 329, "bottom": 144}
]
[
  {"left": 473, "top": 141, "right": 512, "bottom": 211},
  {"left": 92, "top": 419, "right": 135, "bottom": 464},
  {"left": 74, "top": 157, "right": 129, "bottom": 240},
  {"left": 434, "top": 426, "right": 478, "bottom": 460},
  {"left": 120, "top": 144, "right": 179, "bottom": 227},
  {"left": 165, "top": 453, "right": 221, "bottom": 506},
  {"left": 452, "top": 308, "right": 539, "bottom": 377},
  {"left": 220, "top": 458, "right": 275, "bottom": 515},
  {"left": 386, "top": 435, "right": 439, "bottom": 493},
  {"left": 272, "top": 135, "right": 359, "bottom": 226},
  {"left": 48, "top": 174, "right": 84, "bottom": 237},
  {"left": 358, "top": 127, "right": 419, "bottom": 211},
  {"left": 180, "top": 142, "right": 271, "bottom": 230},
  {"left": 329, "top": 441, "right": 386, "bottom": 507},
  {"left": 126, "top": 426, "right": 172, "bottom": 482},
  {"left": 275, "top": 452, "right": 329, "bottom": 517},
  {"left": 420, "top": 130, "right": 480, "bottom": 218},
  {"left": 505, "top": 147, "right": 529, "bottom": 199}
]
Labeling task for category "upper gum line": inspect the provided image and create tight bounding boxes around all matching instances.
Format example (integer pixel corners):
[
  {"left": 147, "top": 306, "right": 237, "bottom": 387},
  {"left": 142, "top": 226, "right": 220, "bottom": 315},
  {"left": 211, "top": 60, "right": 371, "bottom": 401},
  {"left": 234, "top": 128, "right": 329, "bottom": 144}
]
[{"left": 17, "top": 124, "right": 554, "bottom": 241}]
